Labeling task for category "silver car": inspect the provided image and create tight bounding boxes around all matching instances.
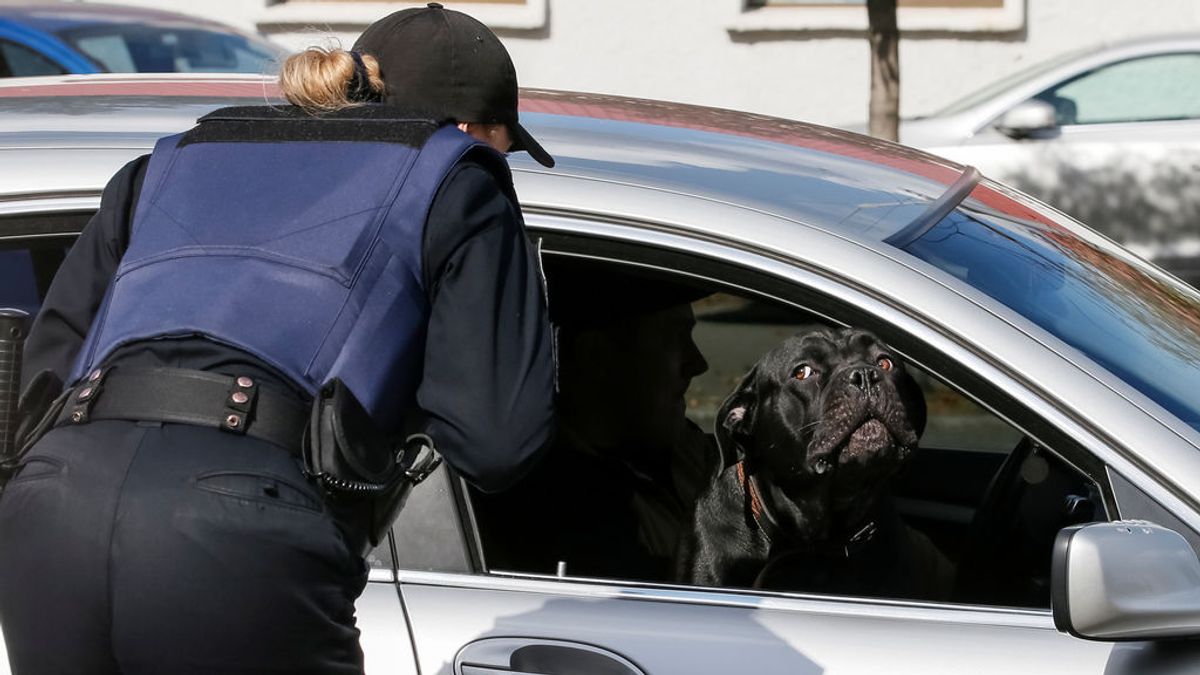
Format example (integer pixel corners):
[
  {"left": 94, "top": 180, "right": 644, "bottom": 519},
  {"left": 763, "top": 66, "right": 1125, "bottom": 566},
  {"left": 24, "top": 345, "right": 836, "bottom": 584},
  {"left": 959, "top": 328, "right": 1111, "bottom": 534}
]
[
  {"left": 4, "top": 74, "right": 1200, "bottom": 674},
  {"left": 897, "top": 34, "right": 1200, "bottom": 283}
]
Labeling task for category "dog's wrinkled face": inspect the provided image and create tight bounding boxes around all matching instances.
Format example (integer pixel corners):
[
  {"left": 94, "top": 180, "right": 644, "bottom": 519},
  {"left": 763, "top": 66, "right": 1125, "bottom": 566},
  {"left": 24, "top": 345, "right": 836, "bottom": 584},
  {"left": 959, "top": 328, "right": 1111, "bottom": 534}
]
[{"left": 718, "top": 326, "right": 926, "bottom": 537}]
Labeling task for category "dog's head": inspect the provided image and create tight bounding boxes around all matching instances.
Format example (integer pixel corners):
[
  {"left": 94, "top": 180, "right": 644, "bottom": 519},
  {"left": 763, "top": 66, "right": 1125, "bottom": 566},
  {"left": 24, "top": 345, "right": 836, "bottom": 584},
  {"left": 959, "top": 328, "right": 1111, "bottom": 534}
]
[{"left": 717, "top": 326, "right": 926, "bottom": 537}]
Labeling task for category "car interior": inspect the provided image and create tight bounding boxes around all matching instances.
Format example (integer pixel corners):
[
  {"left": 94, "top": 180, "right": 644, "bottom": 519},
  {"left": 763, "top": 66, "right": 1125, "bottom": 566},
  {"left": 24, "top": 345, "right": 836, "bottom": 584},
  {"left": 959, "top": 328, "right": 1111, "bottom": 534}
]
[{"left": 467, "top": 249, "right": 1109, "bottom": 609}]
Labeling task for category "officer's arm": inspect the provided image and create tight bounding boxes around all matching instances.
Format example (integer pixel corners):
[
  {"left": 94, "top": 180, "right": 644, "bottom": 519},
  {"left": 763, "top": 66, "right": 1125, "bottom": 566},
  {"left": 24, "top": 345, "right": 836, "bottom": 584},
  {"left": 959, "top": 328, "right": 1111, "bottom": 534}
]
[
  {"left": 417, "top": 160, "right": 554, "bottom": 493},
  {"left": 22, "top": 155, "right": 149, "bottom": 390}
]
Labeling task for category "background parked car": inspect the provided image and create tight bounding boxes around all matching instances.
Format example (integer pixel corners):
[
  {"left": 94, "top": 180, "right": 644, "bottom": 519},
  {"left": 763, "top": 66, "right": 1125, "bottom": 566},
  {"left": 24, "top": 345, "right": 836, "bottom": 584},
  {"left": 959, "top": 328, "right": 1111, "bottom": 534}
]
[
  {"left": 4, "top": 74, "right": 1200, "bottom": 674},
  {"left": 883, "top": 34, "right": 1200, "bottom": 286},
  {"left": 0, "top": 3, "right": 285, "bottom": 78}
]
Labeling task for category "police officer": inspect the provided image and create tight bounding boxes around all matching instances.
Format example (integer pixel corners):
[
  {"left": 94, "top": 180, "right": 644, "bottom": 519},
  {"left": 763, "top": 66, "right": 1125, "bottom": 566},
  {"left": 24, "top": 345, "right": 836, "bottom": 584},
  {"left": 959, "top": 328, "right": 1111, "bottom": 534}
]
[{"left": 0, "top": 5, "right": 554, "bottom": 674}]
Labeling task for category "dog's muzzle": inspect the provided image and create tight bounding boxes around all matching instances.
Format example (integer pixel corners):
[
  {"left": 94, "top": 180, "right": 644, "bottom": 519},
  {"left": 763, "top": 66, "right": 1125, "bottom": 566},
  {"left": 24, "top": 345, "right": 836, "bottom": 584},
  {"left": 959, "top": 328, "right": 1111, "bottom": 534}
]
[{"left": 805, "top": 371, "right": 918, "bottom": 477}]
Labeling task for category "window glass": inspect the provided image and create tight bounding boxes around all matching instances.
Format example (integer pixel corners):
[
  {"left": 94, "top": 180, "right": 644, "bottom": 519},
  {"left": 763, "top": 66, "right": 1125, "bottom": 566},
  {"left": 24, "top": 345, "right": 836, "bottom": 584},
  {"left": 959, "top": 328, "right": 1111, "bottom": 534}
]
[
  {"left": 1036, "top": 52, "right": 1200, "bottom": 125},
  {"left": 72, "top": 35, "right": 137, "bottom": 73},
  {"left": 934, "top": 45, "right": 1092, "bottom": 117},
  {"left": 0, "top": 40, "right": 68, "bottom": 78},
  {"left": 57, "top": 26, "right": 283, "bottom": 74},
  {"left": 0, "top": 248, "right": 42, "bottom": 315},
  {"left": 0, "top": 241, "right": 70, "bottom": 316},
  {"left": 895, "top": 188, "right": 1200, "bottom": 433},
  {"left": 471, "top": 254, "right": 1102, "bottom": 609}
]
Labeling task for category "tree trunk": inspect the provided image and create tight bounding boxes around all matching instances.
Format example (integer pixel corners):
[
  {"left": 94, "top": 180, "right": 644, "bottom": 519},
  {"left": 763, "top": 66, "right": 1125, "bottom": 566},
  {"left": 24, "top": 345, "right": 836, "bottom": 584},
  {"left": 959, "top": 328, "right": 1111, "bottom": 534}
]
[{"left": 867, "top": 0, "right": 900, "bottom": 142}]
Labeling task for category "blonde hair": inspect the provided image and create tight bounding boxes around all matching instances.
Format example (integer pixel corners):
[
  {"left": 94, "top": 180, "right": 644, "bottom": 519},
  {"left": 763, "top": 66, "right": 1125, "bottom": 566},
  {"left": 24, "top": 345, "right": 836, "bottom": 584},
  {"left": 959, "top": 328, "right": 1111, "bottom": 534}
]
[{"left": 278, "top": 47, "right": 385, "bottom": 113}]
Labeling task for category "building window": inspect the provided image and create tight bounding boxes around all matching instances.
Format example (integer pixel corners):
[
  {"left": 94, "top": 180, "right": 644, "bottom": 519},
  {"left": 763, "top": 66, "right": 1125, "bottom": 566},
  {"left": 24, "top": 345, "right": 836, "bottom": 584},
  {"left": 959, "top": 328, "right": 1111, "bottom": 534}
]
[
  {"left": 294, "top": 0, "right": 526, "bottom": 4},
  {"left": 732, "top": 0, "right": 1021, "bottom": 33},
  {"left": 258, "top": 0, "right": 547, "bottom": 34},
  {"left": 747, "top": 0, "right": 1003, "bottom": 7}
]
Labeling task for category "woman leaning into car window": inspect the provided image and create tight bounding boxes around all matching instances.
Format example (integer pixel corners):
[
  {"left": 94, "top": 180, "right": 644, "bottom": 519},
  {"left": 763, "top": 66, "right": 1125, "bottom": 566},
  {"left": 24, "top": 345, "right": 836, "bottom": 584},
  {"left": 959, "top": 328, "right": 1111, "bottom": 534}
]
[{"left": 0, "top": 5, "right": 554, "bottom": 674}]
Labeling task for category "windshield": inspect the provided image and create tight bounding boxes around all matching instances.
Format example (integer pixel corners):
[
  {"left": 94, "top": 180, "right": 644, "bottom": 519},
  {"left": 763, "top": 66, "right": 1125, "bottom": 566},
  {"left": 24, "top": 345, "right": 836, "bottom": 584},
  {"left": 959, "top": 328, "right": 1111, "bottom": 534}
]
[
  {"left": 934, "top": 45, "right": 1094, "bottom": 116},
  {"left": 893, "top": 180, "right": 1200, "bottom": 432},
  {"left": 56, "top": 24, "right": 284, "bottom": 74}
]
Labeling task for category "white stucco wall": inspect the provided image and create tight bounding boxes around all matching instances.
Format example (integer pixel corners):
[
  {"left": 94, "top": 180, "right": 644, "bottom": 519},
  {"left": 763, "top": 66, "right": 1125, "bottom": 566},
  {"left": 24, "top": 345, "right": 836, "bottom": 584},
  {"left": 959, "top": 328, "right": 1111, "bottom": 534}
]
[{"left": 72, "top": 0, "right": 1200, "bottom": 127}]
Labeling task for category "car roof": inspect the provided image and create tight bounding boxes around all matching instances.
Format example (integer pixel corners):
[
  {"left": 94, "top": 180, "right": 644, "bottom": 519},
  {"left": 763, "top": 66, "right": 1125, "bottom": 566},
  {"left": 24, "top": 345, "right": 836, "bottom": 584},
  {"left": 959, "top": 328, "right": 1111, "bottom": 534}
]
[
  {"left": 0, "top": 74, "right": 1076, "bottom": 258},
  {"left": 0, "top": 3, "right": 239, "bottom": 33},
  {"left": 1093, "top": 32, "right": 1200, "bottom": 51},
  {"left": 0, "top": 74, "right": 984, "bottom": 243}
]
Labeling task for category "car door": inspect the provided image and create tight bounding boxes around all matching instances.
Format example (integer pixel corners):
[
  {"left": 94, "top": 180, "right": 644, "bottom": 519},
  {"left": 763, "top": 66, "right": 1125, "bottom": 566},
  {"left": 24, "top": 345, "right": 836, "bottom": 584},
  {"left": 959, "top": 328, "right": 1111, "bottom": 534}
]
[
  {"left": 930, "top": 51, "right": 1200, "bottom": 269},
  {"left": 392, "top": 218, "right": 1200, "bottom": 675}
]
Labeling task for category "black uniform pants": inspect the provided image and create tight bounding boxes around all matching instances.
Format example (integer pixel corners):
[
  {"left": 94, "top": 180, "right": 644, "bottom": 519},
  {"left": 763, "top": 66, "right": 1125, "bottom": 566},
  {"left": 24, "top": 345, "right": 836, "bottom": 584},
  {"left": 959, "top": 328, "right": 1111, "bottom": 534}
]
[{"left": 0, "top": 420, "right": 368, "bottom": 674}]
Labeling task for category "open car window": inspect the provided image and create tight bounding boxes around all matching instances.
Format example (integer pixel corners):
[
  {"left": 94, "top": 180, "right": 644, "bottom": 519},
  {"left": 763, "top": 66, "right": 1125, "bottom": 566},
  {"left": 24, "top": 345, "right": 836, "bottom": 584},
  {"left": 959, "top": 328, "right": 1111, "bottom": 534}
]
[{"left": 466, "top": 244, "right": 1111, "bottom": 609}]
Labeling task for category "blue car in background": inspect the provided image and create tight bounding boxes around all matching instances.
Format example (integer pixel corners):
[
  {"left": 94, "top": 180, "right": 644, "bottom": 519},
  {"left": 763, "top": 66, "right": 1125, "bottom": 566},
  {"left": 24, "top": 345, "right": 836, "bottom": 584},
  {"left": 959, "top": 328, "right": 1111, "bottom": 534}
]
[{"left": 0, "top": 3, "right": 286, "bottom": 77}]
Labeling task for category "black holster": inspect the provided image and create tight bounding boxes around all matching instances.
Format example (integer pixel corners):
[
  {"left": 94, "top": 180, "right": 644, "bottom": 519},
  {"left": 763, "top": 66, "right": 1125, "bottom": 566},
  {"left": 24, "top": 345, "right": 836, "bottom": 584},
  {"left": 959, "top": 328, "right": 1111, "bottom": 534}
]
[
  {"left": 0, "top": 369, "right": 66, "bottom": 489},
  {"left": 302, "top": 380, "right": 440, "bottom": 555}
]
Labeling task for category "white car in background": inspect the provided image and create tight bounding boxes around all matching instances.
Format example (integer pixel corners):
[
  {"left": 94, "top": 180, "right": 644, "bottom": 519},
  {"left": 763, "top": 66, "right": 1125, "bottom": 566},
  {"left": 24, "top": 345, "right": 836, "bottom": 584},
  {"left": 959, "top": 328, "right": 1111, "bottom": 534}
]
[{"left": 896, "top": 34, "right": 1200, "bottom": 285}]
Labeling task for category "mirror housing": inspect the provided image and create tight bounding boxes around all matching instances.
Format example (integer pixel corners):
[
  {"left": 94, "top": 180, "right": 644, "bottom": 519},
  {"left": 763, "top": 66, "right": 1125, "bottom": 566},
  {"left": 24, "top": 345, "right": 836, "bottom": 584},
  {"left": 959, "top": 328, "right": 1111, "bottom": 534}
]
[
  {"left": 1053, "top": 521, "right": 1200, "bottom": 641},
  {"left": 994, "top": 99, "right": 1059, "bottom": 139}
]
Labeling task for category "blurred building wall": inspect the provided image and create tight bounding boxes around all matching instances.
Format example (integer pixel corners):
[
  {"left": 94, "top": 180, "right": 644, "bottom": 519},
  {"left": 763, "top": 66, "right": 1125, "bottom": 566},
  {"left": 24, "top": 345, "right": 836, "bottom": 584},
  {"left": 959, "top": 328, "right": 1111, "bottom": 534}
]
[{"left": 75, "top": 0, "right": 1200, "bottom": 127}]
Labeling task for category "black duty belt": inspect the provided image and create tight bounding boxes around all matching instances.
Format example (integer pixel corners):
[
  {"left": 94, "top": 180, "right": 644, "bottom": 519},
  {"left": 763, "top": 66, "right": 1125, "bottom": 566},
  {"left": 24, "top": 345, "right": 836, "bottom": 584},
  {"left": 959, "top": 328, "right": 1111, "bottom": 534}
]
[{"left": 54, "top": 367, "right": 309, "bottom": 453}]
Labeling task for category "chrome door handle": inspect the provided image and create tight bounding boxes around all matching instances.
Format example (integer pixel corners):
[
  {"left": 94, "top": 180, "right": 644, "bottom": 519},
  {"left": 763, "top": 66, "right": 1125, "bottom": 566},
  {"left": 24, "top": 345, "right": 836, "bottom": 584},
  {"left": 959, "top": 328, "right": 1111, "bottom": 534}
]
[{"left": 456, "top": 638, "right": 646, "bottom": 675}]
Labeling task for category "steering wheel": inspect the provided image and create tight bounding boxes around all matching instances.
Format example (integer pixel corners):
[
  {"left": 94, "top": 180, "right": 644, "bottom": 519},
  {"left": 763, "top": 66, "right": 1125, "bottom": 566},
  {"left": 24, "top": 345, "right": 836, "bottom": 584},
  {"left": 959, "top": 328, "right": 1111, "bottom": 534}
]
[{"left": 953, "top": 437, "right": 1099, "bottom": 607}]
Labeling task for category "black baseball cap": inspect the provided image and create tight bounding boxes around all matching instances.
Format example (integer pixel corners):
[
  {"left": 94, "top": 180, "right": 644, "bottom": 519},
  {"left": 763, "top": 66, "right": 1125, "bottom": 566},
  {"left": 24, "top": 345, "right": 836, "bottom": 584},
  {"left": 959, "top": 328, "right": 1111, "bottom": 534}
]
[{"left": 353, "top": 3, "right": 554, "bottom": 167}]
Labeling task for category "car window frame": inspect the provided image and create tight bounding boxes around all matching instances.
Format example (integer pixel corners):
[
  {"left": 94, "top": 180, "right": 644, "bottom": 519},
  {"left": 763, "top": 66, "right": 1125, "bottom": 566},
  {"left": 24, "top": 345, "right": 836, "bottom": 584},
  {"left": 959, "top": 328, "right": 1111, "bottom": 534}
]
[
  {"left": 442, "top": 221, "right": 1136, "bottom": 614},
  {"left": 1032, "top": 50, "right": 1200, "bottom": 127}
]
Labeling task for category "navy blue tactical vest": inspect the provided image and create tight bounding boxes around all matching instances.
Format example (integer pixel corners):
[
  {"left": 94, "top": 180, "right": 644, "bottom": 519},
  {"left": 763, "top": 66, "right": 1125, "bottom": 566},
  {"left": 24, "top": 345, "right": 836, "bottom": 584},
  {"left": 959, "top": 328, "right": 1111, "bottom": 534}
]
[{"left": 71, "top": 106, "right": 509, "bottom": 432}]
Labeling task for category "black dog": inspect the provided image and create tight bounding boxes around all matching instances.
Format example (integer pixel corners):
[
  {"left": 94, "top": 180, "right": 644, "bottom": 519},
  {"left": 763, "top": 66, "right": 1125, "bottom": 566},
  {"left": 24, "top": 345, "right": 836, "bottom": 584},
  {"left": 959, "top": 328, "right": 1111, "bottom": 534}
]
[{"left": 678, "top": 326, "right": 943, "bottom": 596}]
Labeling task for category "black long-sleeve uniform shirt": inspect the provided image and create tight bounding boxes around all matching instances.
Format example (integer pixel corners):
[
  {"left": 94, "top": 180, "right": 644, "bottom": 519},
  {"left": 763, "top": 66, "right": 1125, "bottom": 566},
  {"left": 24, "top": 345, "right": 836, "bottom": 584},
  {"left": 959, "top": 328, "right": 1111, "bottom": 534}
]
[{"left": 23, "top": 153, "right": 554, "bottom": 493}]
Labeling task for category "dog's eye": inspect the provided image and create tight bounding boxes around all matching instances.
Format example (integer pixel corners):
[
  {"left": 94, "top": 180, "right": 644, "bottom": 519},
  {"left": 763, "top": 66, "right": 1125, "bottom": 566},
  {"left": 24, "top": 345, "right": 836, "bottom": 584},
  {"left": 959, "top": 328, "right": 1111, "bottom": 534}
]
[
  {"left": 793, "top": 364, "right": 815, "bottom": 381},
  {"left": 877, "top": 357, "right": 895, "bottom": 371}
]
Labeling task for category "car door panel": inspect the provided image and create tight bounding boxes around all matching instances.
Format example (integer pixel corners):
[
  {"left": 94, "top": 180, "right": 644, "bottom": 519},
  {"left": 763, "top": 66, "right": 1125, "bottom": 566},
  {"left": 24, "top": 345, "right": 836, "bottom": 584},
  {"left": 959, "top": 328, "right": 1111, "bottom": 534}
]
[
  {"left": 402, "top": 233, "right": 1200, "bottom": 674},
  {"left": 457, "top": 638, "right": 646, "bottom": 675},
  {"left": 358, "top": 581, "right": 419, "bottom": 675},
  {"left": 399, "top": 575, "right": 1123, "bottom": 675}
]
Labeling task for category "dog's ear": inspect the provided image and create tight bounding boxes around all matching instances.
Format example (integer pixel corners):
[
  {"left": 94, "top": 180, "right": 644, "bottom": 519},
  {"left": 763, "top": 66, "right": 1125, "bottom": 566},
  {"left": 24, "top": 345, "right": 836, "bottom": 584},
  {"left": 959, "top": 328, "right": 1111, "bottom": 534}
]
[
  {"left": 894, "top": 367, "right": 927, "bottom": 440},
  {"left": 715, "top": 365, "right": 759, "bottom": 467}
]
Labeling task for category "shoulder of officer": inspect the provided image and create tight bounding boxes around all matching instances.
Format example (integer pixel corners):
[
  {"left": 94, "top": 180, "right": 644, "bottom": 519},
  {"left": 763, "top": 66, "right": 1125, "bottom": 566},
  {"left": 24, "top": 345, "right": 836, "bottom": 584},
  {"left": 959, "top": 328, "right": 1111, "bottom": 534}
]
[{"left": 183, "top": 104, "right": 447, "bottom": 147}]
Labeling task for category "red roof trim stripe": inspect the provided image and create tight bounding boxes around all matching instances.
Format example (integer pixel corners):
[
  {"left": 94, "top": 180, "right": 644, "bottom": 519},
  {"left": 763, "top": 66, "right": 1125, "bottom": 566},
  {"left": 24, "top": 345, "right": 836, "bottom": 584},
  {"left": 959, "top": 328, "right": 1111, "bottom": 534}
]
[
  {"left": 0, "top": 81, "right": 282, "bottom": 99},
  {"left": 519, "top": 93, "right": 1059, "bottom": 226},
  {"left": 519, "top": 94, "right": 964, "bottom": 187}
]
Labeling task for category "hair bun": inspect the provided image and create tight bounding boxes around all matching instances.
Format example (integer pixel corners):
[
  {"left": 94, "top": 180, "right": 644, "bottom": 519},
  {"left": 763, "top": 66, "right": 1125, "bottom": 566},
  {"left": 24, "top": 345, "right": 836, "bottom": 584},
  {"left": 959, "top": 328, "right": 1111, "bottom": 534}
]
[{"left": 279, "top": 47, "right": 384, "bottom": 113}]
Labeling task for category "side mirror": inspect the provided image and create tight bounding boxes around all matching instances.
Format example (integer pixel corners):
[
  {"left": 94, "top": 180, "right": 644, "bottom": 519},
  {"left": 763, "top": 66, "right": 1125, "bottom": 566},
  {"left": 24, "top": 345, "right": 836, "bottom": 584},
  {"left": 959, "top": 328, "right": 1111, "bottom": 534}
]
[
  {"left": 1053, "top": 521, "right": 1200, "bottom": 641},
  {"left": 994, "top": 99, "right": 1059, "bottom": 139}
]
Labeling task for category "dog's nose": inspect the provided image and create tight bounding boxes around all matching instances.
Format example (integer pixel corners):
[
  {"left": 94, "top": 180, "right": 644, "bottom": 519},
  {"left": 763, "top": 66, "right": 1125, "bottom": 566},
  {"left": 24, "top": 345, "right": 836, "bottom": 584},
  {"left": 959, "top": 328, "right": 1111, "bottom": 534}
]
[{"left": 848, "top": 367, "right": 880, "bottom": 390}]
